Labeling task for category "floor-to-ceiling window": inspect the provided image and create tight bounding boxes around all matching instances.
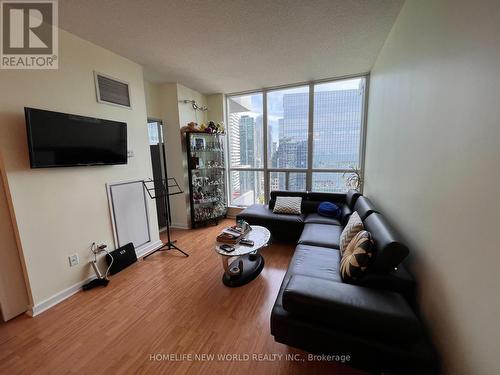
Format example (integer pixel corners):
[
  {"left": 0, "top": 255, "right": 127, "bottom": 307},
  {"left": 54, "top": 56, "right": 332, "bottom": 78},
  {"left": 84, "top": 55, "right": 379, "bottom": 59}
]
[
  {"left": 267, "top": 85, "right": 309, "bottom": 192},
  {"left": 227, "top": 75, "right": 367, "bottom": 207},
  {"left": 227, "top": 92, "right": 265, "bottom": 206}
]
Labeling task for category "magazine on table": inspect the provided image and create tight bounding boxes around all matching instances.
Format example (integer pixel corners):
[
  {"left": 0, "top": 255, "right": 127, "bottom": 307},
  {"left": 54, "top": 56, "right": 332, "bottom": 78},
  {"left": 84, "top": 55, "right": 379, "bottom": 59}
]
[{"left": 216, "top": 221, "right": 251, "bottom": 244}]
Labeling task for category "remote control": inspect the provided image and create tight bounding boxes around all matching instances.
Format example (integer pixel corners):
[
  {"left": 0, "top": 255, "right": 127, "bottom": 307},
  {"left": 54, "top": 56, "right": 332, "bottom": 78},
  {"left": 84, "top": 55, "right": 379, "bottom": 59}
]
[
  {"left": 220, "top": 244, "right": 235, "bottom": 252},
  {"left": 239, "top": 239, "right": 254, "bottom": 246}
]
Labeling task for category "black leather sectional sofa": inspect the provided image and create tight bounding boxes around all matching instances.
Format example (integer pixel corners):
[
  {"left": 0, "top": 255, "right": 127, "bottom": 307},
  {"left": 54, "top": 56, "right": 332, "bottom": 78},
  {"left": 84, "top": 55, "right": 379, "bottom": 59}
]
[{"left": 237, "top": 190, "right": 437, "bottom": 374}]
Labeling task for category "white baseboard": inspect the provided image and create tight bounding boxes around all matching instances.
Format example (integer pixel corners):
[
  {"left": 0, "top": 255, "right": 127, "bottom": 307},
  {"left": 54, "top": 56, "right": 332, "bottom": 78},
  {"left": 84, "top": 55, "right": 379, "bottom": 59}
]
[
  {"left": 135, "top": 240, "right": 164, "bottom": 258},
  {"left": 27, "top": 276, "right": 95, "bottom": 317},
  {"left": 27, "top": 240, "right": 164, "bottom": 317},
  {"left": 170, "top": 222, "right": 190, "bottom": 229}
]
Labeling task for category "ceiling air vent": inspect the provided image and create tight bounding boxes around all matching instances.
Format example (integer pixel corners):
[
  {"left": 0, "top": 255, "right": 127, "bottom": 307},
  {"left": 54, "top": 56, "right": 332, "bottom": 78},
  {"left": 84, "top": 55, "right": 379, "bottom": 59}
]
[{"left": 94, "top": 72, "right": 131, "bottom": 108}]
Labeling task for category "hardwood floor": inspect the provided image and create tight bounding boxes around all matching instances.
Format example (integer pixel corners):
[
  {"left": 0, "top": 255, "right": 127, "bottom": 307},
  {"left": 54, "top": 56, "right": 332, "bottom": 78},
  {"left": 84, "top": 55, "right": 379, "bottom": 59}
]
[{"left": 0, "top": 220, "right": 364, "bottom": 375}]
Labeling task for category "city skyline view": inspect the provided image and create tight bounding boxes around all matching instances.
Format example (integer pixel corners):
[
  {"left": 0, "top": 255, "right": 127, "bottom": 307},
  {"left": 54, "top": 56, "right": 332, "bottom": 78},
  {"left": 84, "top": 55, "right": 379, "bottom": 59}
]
[{"left": 228, "top": 77, "right": 365, "bottom": 206}]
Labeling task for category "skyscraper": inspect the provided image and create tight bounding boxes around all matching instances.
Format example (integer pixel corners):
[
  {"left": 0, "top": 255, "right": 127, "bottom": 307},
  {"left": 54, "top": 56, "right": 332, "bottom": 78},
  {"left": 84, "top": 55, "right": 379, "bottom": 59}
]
[
  {"left": 275, "top": 138, "right": 307, "bottom": 190},
  {"left": 228, "top": 83, "right": 363, "bottom": 202},
  {"left": 239, "top": 115, "right": 255, "bottom": 167},
  {"left": 227, "top": 96, "right": 265, "bottom": 206},
  {"left": 273, "top": 85, "right": 363, "bottom": 192},
  {"left": 228, "top": 111, "right": 242, "bottom": 196},
  {"left": 313, "top": 89, "right": 362, "bottom": 169}
]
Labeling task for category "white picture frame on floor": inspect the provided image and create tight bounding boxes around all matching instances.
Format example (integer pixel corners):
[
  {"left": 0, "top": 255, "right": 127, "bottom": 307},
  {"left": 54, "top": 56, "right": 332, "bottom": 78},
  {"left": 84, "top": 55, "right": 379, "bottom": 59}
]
[{"left": 106, "top": 179, "right": 152, "bottom": 255}]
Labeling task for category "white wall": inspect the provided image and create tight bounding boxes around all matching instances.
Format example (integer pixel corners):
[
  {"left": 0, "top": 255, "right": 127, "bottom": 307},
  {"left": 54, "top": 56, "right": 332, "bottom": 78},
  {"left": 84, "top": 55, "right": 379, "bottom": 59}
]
[
  {"left": 364, "top": 0, "right": 500, "bottom": 373},
  {"left": 207, "top": 94, "right": 225, "bottom": 124},
  {"left": 0, "top": 153, "right": 30, "bottom": 320},
  {"left": 176, "top": 84, "right": 208, "bottom": 226},
  {"left": 159, "top": 83, "right": 187, "bottom": 228},
  {"left": 0, "top": 29, "right": 159, "bottom": 309},
  {"left": 144, "top": 80, "right": 162, "bottom": 120},
  {"left": 145, "top": 82, "right": 208, "bottom": 228}
]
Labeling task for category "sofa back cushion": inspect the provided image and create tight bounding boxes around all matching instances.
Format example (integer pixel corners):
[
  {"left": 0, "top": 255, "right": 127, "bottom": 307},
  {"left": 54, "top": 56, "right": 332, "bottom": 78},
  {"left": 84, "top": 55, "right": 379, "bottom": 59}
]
[
  {"left": 305, "top": 192, "right": 345, "bottom": 214},
  {"left": 269, "top": 190, "right": 346, "bottom": 214},
  {"left": 353, "top": 196, "right": 379, "bottom": 220},
  {"left": 346, "top": 189, "right": 362, "bottom": 209},
  {"left": 363, "top": 213, "right": 409, "bottom": 272}
]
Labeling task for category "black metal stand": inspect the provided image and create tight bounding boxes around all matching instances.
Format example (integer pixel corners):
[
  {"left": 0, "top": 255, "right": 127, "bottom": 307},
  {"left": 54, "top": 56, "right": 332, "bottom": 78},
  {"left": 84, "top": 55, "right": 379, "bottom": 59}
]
[{"left": 142, "top": 178, "right": 189, "bottom": 259}]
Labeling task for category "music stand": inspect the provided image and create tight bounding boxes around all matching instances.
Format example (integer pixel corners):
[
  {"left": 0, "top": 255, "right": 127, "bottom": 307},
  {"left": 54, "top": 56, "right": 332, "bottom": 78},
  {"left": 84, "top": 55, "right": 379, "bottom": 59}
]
[{"left": 142, "top": 177, "right": 189, "bottom": 259}]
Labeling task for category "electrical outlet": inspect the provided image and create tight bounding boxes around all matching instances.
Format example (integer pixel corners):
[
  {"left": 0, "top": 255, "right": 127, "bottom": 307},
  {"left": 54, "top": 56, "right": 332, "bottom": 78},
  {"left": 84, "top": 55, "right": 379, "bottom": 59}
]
[{"left": 68, "top": 254, "right": 79, "bottom": 267}]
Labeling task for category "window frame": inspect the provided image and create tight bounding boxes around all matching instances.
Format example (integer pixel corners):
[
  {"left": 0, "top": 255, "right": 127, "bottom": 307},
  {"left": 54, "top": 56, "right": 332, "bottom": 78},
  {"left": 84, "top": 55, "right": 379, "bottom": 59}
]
[{"left": 225, "top": 73, "right": 369, "bottom": 207}]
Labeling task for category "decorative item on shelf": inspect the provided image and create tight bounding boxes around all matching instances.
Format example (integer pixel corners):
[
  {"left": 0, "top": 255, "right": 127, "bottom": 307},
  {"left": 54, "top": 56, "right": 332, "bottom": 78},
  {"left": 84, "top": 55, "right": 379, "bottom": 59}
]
[
  {"left": 180, "top": 121, "right": 224, "bottom": 135},
  {"left": 180, "top": 121, "right": 199, "bottom": 135},
  {"left": 186, "top": 132, "right": 227, "bottom": 227},
  {"left": 194, "top": 137, "right": 206, "bottom": 150},
  {"left": 204, "top": 121, "right": 216, "bottom": 134},
  {"left": 216, "top": 122, "right": 225, "bottom": 133},
  {"left": 192, "top": 174, "right": 208, "bottom": 188},
  {"left": 206, "top": 160, "right": 223, "bottom": 168},
  {"left": 189, "top": 156, "right": 199, "bottom": 169},
  {"left": 343, "top": 166, "right": 363, "bottom": 191}
]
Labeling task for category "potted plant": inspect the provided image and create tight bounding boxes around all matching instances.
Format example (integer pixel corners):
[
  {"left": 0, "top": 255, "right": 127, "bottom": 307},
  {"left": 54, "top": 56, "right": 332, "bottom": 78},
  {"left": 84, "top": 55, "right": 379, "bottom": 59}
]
[{"left": 343, "top": 166, "right": 363, "bottom": 191}]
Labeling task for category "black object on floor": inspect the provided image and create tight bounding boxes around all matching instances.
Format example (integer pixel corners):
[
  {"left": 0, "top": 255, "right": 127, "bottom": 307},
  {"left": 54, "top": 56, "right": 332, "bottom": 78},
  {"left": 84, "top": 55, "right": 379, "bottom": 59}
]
[
  {"left": 82, "top": 278, "right": 109, "bottom": 291},
  {"left": 222, "top": 253, "right": 265, "bottom": 287},
  {"left": 105, "top": 242, "right": 137, "bottom": 275}
]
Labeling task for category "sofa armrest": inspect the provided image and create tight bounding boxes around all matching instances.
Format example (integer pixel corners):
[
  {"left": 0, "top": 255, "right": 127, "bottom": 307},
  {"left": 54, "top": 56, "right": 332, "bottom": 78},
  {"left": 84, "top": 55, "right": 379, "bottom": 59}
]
[
  {"left": 282, "top": 275, "right": 421, "bottom": 342},
  {"left": 340, "top": 204, "right": 352, "bottom": 226},
  {"left": 357, "top": 264, "right": 416, "bottom": 300}
]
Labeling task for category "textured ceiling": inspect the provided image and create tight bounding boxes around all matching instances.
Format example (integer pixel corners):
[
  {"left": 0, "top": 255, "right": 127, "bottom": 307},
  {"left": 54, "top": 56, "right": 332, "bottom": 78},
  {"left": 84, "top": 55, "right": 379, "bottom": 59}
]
[{"left": 59, "top": 0, "right": 404, "bottom": 94}]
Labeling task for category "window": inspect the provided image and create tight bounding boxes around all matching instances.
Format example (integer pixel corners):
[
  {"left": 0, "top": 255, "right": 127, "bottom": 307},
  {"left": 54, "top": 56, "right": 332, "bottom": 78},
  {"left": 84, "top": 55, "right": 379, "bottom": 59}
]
[
  {"left": 313, "top": 80, "right": 363, "bottom": 169},
  {"left": 227, "top": 76, "right": 366, "bottom": 206},
  {"left": 229, "top": 170, "right": 265, "bottom": 206},
  {"left": 269, "top": 171, "right": 306, "bottom": 191},
  {"left": 267, "top": 86, "right": 309, "bottom": 169},
  {"left": 227, "top": 93, "right": 263, "bottom": 169},
  {"left": 227, "top": 93, "right": 264, "bottom": 206},
  {"left": 147, "top": 121, "right": 161, "bottom": 145},
  {"left": 312, "top": 172, "right": 347, "bottom": 193}
]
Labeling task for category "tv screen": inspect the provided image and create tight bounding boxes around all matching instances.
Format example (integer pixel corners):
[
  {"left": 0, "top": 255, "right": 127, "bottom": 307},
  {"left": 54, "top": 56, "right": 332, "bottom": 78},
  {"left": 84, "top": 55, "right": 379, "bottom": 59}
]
[{"left": 25, "top": 107, "right": 127, "bottom": 168}]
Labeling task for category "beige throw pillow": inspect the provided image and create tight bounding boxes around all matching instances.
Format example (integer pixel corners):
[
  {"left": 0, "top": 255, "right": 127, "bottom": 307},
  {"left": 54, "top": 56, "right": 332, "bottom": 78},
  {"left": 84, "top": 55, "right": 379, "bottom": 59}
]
[
  {"left": 340, "top": 230, "right": 374, "bottom": 282},
  {"left": 273, "top": 196, "right": 302, "bottom": 215},
  {"left": 339, "top": 211, "right": 364, "bottom": 255}
]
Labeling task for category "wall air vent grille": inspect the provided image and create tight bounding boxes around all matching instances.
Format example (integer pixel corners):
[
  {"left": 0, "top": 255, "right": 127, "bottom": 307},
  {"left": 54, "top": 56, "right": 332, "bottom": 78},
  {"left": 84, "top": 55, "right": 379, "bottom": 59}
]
[{"left": 94, "top": 72, "right": 131, "bottom": 108}]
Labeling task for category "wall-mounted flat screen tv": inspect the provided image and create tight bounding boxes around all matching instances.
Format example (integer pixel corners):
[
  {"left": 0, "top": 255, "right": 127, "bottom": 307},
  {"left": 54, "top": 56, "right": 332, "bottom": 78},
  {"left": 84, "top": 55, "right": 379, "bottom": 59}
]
[{"left": 25, "top": 107, "right": 127, "bottom": 168}]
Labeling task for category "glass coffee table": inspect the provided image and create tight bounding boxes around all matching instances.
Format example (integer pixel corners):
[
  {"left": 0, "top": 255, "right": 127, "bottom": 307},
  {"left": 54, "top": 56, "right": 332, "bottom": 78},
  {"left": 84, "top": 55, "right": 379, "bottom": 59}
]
[{"left": 215, "top": 225, "right": 271, "bottom": 287}]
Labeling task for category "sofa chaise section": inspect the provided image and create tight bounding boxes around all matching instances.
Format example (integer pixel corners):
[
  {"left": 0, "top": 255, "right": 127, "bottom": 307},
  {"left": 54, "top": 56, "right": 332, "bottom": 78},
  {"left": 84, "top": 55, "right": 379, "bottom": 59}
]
[
  {"left": 236, "top": 189, "right": 437, "bottom": 373},
  {"left": 235, "top": 203, "right": 306, "bottom": 241}
]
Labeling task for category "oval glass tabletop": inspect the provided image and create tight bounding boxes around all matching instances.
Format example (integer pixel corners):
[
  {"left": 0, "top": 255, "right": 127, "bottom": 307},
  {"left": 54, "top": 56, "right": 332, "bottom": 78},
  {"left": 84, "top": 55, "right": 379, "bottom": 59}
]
[{"left": 215, "top": 225, "right": 271, "bottom": 257}]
